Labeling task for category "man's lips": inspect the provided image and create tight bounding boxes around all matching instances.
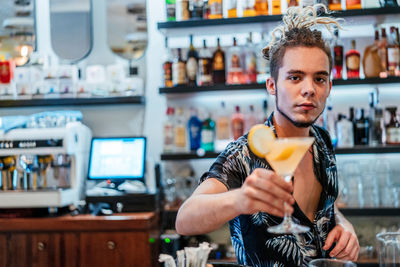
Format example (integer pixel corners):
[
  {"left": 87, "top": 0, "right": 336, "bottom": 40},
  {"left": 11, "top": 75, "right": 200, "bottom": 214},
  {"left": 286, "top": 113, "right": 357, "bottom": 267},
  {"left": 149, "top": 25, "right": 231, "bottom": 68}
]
[{"left": 297, "top": 103, "right": 316, "bottom": 110}]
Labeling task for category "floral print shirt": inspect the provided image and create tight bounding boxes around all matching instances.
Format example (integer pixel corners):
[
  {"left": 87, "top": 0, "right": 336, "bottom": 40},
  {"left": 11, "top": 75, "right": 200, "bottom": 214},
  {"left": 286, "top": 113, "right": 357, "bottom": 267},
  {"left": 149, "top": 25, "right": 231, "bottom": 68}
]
[{"left": 200, "top": 113, "right": 338, "bottom": 266}]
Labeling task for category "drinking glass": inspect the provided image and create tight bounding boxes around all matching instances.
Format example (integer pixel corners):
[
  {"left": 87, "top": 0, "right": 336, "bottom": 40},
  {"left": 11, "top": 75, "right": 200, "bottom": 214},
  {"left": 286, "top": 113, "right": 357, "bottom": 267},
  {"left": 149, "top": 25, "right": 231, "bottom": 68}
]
[
  {"left": 309, "top": 259, "right": 356, "bottom": 267},
  {"left": 376, "top": 232, "right": 400, "bottom": 267},
  {"left": 265, "top": 137, "right": 315, "bottom": 234}
]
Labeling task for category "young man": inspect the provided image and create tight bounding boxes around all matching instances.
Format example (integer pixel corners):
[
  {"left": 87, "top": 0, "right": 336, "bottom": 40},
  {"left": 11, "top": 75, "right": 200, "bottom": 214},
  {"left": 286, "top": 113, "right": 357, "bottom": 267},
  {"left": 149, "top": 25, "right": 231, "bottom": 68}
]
[{"left": 175, "top": 5, "right": 359, "bottom": 266}]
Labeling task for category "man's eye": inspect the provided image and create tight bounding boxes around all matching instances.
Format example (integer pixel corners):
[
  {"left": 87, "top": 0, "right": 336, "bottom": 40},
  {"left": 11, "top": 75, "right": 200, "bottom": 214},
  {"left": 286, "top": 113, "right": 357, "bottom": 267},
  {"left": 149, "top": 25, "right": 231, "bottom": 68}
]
[
  {"left": 315, "top": 77, "right": 326, "bottom": 83},
  {"left": 289, "top": 76, "right": 300, "bottom": 81}
]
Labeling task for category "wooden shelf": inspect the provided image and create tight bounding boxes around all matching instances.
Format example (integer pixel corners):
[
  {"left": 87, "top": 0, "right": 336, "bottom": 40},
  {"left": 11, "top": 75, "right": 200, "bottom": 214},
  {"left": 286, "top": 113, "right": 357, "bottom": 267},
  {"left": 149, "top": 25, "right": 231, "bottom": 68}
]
[
  {"left": 160, "top": 146, "right": 400, "bottom": 160},
  {"left": 159, "top": 77, "right": 400, "bottom": 94},
  {"left": 0, "top": 96, "right": 145, "bottom": 108},
  {"left": 158, "top": 7, "right": 400, "bottom": 29}
]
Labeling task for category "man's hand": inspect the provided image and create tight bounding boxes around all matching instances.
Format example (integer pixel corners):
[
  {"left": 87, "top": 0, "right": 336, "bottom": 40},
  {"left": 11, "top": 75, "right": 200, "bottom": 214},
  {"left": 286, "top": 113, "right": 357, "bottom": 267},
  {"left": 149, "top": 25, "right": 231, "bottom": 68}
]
[
  {"left": 234, "top": 168, "right": 295, "bottom": 217},
  {"left": 323, "top": 223, "right": 360, "bottom": 261}
]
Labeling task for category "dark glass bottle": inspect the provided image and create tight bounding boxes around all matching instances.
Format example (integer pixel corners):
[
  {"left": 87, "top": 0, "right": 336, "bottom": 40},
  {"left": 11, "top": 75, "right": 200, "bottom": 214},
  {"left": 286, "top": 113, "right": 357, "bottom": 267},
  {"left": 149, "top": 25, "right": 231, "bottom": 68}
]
[
  {"left": 212, "top": 38, "right": 226, "bottom": 84},
  {"left": 187, "top": 35, "right": 199, "bottom": 86},
  {"left": 354, "top": 108, "right": 369, "bottom": 145}
]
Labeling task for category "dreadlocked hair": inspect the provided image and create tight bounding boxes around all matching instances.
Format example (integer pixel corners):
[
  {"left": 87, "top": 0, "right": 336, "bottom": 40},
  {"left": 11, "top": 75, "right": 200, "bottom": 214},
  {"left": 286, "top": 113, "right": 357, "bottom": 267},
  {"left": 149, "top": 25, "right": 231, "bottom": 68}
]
[{"left": 262, "top": 4, "right": 343, "bottom": 81}]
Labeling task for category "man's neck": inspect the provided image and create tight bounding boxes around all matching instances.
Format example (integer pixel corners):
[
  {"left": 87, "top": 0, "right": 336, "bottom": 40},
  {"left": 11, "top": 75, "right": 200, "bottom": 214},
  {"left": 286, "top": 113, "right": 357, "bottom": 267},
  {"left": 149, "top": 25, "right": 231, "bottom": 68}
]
[{"left": 273, "top": 110, "right": 311, "bottom": 138}]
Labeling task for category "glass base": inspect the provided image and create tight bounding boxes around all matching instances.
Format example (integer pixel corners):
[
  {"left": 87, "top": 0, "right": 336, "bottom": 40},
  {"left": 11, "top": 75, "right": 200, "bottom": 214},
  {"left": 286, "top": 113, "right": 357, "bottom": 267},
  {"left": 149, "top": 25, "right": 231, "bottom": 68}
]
[{"left": 267, "top": 218, "right": 310, "bottom": 234}]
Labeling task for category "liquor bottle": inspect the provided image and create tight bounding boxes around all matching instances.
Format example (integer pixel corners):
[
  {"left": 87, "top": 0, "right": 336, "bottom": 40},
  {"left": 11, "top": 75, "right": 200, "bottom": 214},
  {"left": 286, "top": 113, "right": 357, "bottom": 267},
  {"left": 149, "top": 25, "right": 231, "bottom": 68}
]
[
  {"left": 166, "top": 0, "right": 177, "bottom": 21},
  {"left": 363, "top": 30, "right": 382, "bottom": 78},
  {"left": 379, "top": 28, "right": 388, "bottom": 78},
  {"left": 163, "top": 107, "right": 175, "bottom": 152},
  {"left": 346, "top": 0, "right": 361, "bottom": 9},
  {"left": 354, "top": 108, "right": 369, "bottom": 145},
  {"left": 269, "top": 0, "right": 281, "bottom": 14},
  {"left": 381, "top": 0, "right": 399, "bottom": 7},
  {"left": 329, "top": 0, "right": 342, "bottom": 10},
  {"left": 332, "top": 28, "right": 344, "bottom": 80},
  {"left": 187, "top": 35, "right": 199, "bottom": 86},
  {"left": 245, "top": 105, "right": 258, "bottom": 132},
  {"left": 163, "top": 37, "right": 173, "bottom": 88},
  {"left": 208, "top": 0, "right": 223, "bottom": 19},
  {"left": 227, "top": 37, "right": 244, "bottom": 85},
  {"left": 255, "top": 0, "right": 268, "bottom": 15},
  {"left": 387, "top": 26, "right": 400, "bottom": 77},
  {"left": 386, "top": 107, "right": 400, "bottom": 145},
  {"left": 189, "top": 0, "right": 204, "bottom": 18},
  {"left": 231, "top": 105, "right": 245, "bottom": 140},
  {"left": 201, "top": 113, "right": 216, "bottom": 151},
  {"left": 212, "top": 38, "right": 226, "bottom": 84},
  {"left": 198, "top": 39, "right": 213, "bottom": 86},
  {"left": 257, "top": 33, "right": 270, "bottom": 84},
  {"left": 345, "top": 40, "right": 360, "bottom": 79},
  {"left": 349, "top": 107, "right": 356, "bottom": 143},
  {"left": 176, "top": 0, "right": 191, "bottom": 21},
  {"left": 174, "top": 107, "right": 187, "bottom": 151},
  {"left": 361, "top": 0, "right": 380, "bottom": 8},
  {"left": 244, "top": 33, "right": 258, "bottom": 84},
  {"left": 396, "top": 27, "right": 400, "bottom": 76},
  {"left": 243, "top": 0, "right": 257, "bottom": 17},
  {"left": 216, "top": 101, "right": 231, "bottom": 151},
  {"left": 336, "top": 114, "right": 354, "bottom": 148},
  {"left": 203, "top": 0, "right": 210, "bottom": 19},
  {"left": 188, "top": 107, "right": 202, "bottom": 150},
  {"left": 368, "top": 89, "right": 384, "bottom": 146},
  {"left": 325, "top": 106, "right": 337, "bottom": 147},
  {"left": 225, "top": 0, "right": 238, "bottom": 17},
  {"left": 172, "top": 48, "right": 187, "bottom": 86}
]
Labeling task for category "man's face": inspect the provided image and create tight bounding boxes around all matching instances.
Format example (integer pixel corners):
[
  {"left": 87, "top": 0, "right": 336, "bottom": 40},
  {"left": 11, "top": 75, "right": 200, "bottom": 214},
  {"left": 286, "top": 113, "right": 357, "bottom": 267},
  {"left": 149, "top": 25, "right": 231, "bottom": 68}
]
[{"left": 267, "top": 46, "right": 332, "bottom": 127}]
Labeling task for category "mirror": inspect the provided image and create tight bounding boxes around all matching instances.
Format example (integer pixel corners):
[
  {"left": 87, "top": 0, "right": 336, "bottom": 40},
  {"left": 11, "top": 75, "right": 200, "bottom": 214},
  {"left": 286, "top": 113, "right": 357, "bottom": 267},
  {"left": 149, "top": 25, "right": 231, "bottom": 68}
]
[
  {"left": 0, "top": 0, "right": 36, "bottom": 66},
  {"left": 107, "top": 0, "right": 148, "bottom": 60},
  {"left": 49, "top": 0, "right": 92, "bottom": 62}
]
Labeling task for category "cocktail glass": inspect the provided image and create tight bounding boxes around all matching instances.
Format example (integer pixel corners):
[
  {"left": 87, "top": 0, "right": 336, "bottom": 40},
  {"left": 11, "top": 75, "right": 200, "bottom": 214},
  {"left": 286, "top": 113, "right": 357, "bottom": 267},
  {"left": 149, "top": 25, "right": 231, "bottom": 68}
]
[{"left": 265, "top": 137, "right": 315, "bottom": 234}]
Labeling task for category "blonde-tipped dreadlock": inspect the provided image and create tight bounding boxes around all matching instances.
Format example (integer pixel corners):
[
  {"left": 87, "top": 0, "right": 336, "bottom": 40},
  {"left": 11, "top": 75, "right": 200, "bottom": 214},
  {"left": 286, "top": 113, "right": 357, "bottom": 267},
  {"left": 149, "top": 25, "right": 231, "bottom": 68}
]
[{"left": 263, "top": 4, "right": 344, "bottom": 80}]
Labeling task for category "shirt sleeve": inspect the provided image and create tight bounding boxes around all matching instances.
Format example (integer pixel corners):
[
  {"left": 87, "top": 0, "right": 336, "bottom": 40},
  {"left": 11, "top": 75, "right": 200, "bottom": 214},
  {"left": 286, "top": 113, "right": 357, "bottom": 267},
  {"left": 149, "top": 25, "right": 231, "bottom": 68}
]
[{"left": 199, "top": 137, "right": 249, "bottom": 190}]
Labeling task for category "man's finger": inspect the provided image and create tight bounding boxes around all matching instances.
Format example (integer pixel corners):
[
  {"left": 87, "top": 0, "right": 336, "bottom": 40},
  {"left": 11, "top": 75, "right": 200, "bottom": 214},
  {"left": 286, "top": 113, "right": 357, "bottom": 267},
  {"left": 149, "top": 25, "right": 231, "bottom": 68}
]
[
  {"left": 335, "top": 235, "right": 356, "bottom": 259},
  {"left": 349, "top": 244, "right": 359, "bottom": 261},
  {"left": 330, "top": 231, "right": 351, "bottom": 257},
  {"left": 323, "top": 227, "right": 340, "bottom": 251}
]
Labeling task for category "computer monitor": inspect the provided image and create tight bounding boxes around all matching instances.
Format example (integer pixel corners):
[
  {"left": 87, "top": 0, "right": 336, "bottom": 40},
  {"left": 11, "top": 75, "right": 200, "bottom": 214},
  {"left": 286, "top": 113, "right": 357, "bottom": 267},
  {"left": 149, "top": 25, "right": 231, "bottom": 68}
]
[{"left": 87, "top": 137, "right": 146, "bottom": 182}]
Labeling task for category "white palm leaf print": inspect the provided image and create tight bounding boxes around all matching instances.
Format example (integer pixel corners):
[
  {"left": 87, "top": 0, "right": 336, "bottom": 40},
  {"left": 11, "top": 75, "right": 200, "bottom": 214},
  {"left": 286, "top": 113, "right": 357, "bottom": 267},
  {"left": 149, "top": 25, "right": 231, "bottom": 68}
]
[
  {"left": 230, "top": 218, "right": 246, "bottom": 264},
  {"left": 265, "top": 236, "right": 302, "bottom": 266},
  {"left": 316, "top": 216, "right": 331, "bottom": 241}
]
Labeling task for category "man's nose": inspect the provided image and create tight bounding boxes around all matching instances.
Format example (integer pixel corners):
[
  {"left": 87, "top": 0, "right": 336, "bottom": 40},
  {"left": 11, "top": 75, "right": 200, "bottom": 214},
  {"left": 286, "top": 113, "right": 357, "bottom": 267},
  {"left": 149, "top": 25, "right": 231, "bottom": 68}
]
[{"left": 301, "top": 78, "right": 316, "bottom": 97}]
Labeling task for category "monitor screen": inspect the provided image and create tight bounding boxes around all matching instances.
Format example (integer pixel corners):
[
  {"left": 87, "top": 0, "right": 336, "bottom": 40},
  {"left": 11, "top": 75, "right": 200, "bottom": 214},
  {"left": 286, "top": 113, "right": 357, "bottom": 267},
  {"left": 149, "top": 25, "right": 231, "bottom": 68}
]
[{"left": 88, "top": 137, "right": 146, "bottom": 181}]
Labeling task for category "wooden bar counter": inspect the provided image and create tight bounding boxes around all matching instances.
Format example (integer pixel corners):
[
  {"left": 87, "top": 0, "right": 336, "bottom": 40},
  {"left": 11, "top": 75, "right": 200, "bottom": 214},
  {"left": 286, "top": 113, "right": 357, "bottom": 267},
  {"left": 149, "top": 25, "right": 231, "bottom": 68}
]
[{"left": 0, "top": 212, "right": 159, "bottom": 267}]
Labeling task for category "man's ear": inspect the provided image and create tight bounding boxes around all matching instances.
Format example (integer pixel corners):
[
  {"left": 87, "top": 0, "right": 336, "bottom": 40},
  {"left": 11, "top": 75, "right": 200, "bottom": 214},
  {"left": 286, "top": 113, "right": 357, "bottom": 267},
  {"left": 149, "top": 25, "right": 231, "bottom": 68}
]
[{"left": 266, "top": 77, "right": 276, "bottom": 95}]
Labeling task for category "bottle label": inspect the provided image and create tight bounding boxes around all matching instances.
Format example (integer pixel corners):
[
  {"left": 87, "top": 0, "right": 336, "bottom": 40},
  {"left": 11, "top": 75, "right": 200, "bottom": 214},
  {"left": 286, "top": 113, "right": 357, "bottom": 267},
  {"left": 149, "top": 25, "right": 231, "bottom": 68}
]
[
  {"left": 217, "top": 118, "right": 230, "bottom": 139},
  {"left": 232, "top": 121, "right": 244, "bottom": 140},
  {"left": 173, "top": 62, "right": 186, "bottom": 85},
  {"left": 201, "top": 129, "right": 214, "bottom": 144},
  {"left": 346, "top": 55, "right": 360, "bottom": 71},
  {"left": 210, "top": 1, "right": 222, "bottom": 15},
  {"left": 163, "top": 62, "right": 173, "bottom": 86},
  {"left": 174, "top": 126, "right": 186, "bottom": 148},
  {"left": 166, "top": 2, "right": 176, "bottom": 20},
  {"left": 387, "top": 128, "right": 400, "bottom": 144},
  {"left": 387, "top": 47, "right": 400, "bottom": 68},
  {"left": 379, "top": 48, "right": 388, "bottom": 70},
  {"left": 164, "top": 124, "right": 174, "bottom": 151},
  {"left": 186, "top": 57, "right": 198, "bottom": 81},
  {"left": 213, "top": 53, "right": 225, "bottom": 71}
]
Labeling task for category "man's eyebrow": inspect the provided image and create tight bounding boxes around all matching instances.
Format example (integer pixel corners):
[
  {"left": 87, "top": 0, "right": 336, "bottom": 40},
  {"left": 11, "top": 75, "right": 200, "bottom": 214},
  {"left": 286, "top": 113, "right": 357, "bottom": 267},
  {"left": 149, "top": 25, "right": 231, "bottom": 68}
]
[
  {"left": 286, "top": 70, "right": 305, "bottom": 75},
  {"left": 315, "top": 71, "right": 329, "bottom": 76}
]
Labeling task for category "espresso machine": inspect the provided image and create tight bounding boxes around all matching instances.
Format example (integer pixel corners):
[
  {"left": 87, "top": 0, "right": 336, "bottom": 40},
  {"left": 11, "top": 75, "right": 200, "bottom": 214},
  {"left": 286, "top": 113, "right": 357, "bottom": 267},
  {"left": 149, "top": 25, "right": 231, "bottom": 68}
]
[{"left": 0, "top": 121, "right": 91, "bottom": 209}]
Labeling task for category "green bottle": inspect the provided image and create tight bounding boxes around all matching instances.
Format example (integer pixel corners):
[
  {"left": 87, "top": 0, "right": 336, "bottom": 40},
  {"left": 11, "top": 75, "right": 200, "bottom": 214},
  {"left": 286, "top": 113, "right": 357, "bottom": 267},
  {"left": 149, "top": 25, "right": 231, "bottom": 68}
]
[
  {"left": 201, "top": 113, "right": 215, "bottom": 152},
  {"left": 166, "top": 0, "right": 176, "bottom": 21}
]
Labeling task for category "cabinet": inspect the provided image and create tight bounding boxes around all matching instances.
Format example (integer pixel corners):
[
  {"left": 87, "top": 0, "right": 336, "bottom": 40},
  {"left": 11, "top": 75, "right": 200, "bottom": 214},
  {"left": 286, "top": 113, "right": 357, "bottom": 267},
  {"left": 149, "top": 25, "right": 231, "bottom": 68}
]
[{"left": 0, "top": 212, "right": 159, "bottom": 267}]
